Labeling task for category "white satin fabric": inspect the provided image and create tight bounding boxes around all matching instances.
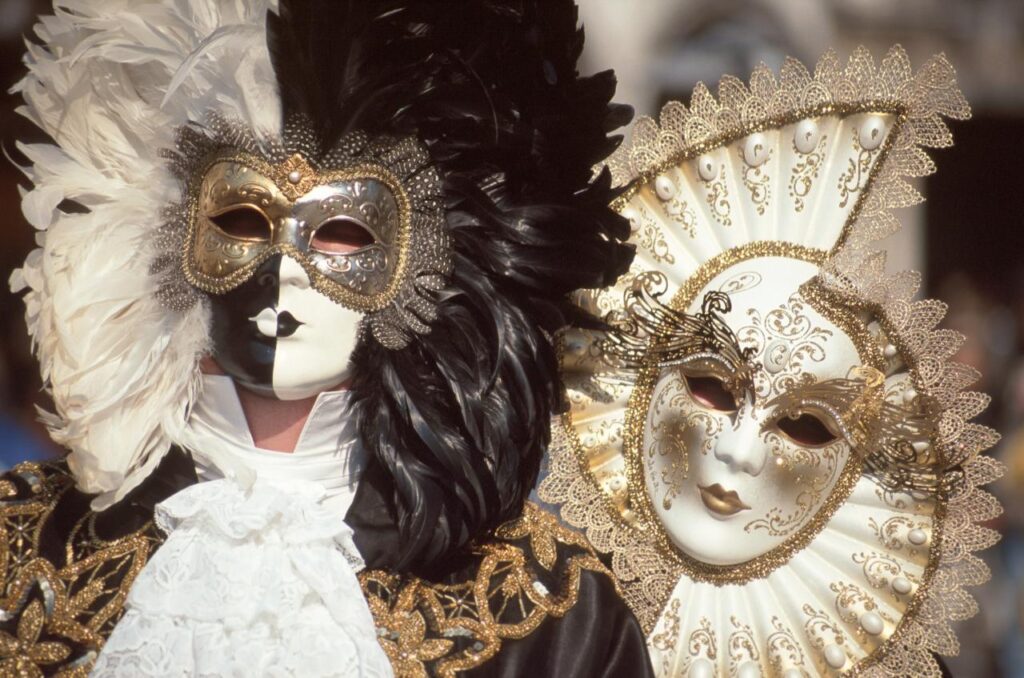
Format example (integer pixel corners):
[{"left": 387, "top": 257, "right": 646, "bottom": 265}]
[{"left": 91, "top": 375, "right": 392, "bottom": 677}]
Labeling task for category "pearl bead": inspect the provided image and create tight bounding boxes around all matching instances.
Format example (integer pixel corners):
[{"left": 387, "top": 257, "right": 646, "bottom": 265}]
[
  {"left": 883, "top": 344, "right": 898, "bottom": 359},
  {"left": 743, "top": 133, "right": 769, "bottom": 167},
  {"left": 621, "top": 208, "right": 640, "bottom": 234},
  {"left": 782, "top": 670, "right": 805, "bottom": 678},
  {"left": 737, "top": 661, "right": 760, "bottom": 678},
  {"left": 609, "top": 477, "right": 624, "bottom": 492},
  {"left": 860, "top": 611, "right": 884, "bottom": 635},
  {"left": 622, "top": 509, "right": 636, "bottom": 522},
  {"left": 892, "top": 576, "right": 913, "bottom": 594},
  {"left": 859, "top": 116, "right": 886, "bottom": 151},
  {"left": 823, "top": 644, "right": 846, "bottom": 669},
  {"left": 794, "top": 119, "right": 820, "bottom": 154},
  {"left": 655, "top": 175, "right": 677, "bottom": 201},
  {"left": 697, "top": 154, "right": 718, "bottom": 182},
  {"left": 287, "top": 170, "right": 302, "bottom": 184},
  {"left": 688, "top": 657, "right": 715, "bottom": 678},
  {"left": 908, "top": 528, "right": 928, "bottom": 546}
]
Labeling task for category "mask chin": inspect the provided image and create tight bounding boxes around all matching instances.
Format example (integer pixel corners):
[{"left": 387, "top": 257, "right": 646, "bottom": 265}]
[{"left": 208, "top": 254, "right": 363, "bottom": 401}]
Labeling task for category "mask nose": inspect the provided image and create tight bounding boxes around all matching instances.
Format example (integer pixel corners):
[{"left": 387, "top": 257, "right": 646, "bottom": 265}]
[
  {"left": 271, "top": 216, "right": 309, "bottom": 248},
  {"left": 713, "top": 407, "right": 769, "bottom": 476},
  {"left": 254, "top": 254, "right": 311, "bottom": 291}
]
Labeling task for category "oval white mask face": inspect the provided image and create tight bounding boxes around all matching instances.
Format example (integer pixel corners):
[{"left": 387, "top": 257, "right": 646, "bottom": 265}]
[
  {"left": 208, "top": 254, "right": 363, "bottom": 400},
  {"left": 642, "top": 257, "right": 865, "bottom": 565}
]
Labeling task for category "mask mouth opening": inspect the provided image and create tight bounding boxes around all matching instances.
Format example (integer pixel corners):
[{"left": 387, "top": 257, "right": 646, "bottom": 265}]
[{"left": 275, "top": 310, "right": 302, "bottom": 338}]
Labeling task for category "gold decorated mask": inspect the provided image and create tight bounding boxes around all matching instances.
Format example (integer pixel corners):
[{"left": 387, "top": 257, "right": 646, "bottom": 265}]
[
  {"left": 160, "top": 117, "right": 452, "bottom": 350},
  {"left": 184, "top": 154, "right": 411, "bottom": 312}
]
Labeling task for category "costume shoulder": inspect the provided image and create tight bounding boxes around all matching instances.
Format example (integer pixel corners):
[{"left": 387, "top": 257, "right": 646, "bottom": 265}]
[
  {"left": 0, "top": 450, "right": 193, "bottom": 675},
  {"left": 360, "top": 502, "right": 654, "bottom": 678}
]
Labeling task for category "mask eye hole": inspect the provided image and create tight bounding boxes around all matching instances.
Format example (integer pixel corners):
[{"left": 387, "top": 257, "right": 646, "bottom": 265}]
[
  {"left": 210, "top": 206, "right": 272, "bottom": 240},
  {"left": 775, "top": 413, "right": 839, "bottom": 447},
  {"left": 683, "top": 374, "right": 738, "bottom": 412},
  {"left": 311, "top": 218, "right": 376, "bottom": 254}
]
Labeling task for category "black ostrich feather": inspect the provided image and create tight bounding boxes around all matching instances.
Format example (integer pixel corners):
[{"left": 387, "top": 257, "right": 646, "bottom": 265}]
[{"left": 268, "top": 0, "right": 634, "bottom": 575}]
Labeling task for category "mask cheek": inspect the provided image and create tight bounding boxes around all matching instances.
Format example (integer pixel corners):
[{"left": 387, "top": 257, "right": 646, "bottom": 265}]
[
  {"left": 751, "top": 437, "right": 851, "bottom": 528},
  {"left": 269, "top": 265, "right": 365, "bottom": 400}
]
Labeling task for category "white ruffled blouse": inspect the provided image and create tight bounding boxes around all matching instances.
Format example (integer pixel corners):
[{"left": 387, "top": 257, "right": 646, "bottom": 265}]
[{"left": 91, "top": 375, "right": 393, "bottom": 677}]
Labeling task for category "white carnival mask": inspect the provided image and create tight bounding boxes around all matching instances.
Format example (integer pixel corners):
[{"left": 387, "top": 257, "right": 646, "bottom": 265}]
[
  {"left": 540, "top": 46, "right": 1001, "bottom": 678},
  {"left": 208, "top": 254, "right": 364, "bottom": 400},
  {"left": 644, "top": 257, "right": 866, "bottom": 567}
]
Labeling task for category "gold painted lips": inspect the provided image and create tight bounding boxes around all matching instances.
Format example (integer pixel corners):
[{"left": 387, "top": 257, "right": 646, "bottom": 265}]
[{"left": 698, "top": 483, "right": 751, "bottom": 516}]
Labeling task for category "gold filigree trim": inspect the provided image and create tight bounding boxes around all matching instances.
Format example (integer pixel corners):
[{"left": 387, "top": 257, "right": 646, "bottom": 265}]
[
  {"left": 360, "top": 503, "right": 613, "bottom": 678},
  {"left": 0, "top": 462, "right": 160, "bottom": 675},
  {"left": 817, "top": 263, "right": 1001, "bottom": 676}
]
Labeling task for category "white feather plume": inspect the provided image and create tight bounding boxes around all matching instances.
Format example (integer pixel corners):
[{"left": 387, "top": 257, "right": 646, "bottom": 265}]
[{"left": 10, "top": 0, "right": 281, "bottom": 508}]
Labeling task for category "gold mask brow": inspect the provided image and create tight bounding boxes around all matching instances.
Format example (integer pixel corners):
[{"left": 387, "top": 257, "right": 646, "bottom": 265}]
[{"left": 597, "top": 271, "right": 759, "bottom": 398}]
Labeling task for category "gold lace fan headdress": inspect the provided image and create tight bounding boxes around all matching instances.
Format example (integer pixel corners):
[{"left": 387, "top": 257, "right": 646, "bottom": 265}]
[{"left": 539, "top": 46, "right": 1002, "bottom": 678}]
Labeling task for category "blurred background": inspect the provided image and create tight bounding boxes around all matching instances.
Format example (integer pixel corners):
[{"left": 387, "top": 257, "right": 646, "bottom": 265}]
[{"left": 0, "top": 0, "right": 1019, "bottom": 675}]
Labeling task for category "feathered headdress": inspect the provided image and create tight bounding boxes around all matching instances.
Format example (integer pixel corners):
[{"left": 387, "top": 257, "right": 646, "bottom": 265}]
[
  {"left": 11, "top": 0, "right": 634, "bottom": 571},
  {"left": 12, "top": 0, "right": 281, "bottom": 506}
]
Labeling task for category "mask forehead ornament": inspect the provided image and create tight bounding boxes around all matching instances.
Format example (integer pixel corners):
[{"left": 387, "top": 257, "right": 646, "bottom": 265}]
[
  {"left": 157, "top": 114, "right": 451, "bottom": 350},
  {"left": 540, "top": 47, "right": 1002, "bottom": 677}
]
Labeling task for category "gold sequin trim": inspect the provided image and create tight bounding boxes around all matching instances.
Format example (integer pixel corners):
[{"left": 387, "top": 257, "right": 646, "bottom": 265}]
[
  {"left": 0, "top": 463, "right": 159, "bottom": 675},
  {"left": 360, "top": 503, "right": 613, "bottom": 678}
]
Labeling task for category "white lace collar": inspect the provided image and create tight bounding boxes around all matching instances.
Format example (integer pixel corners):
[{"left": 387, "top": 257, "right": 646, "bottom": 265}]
[
  {"left": 93, "top": 374, "right": 393, "bottom": 677},
  {"left": 178, "top": 374, "right": 366, "bottom": 517}
]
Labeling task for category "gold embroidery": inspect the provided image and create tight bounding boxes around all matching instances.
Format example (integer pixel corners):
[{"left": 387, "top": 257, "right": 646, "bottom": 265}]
[
  {"left": 0, "top": 463, "right": 159, "bottom": 675},
  {"left": 636, "top": 204, "right": 676, "bottom": 265},
  {"left": 361, "top": 504, "right": 613, "bottom": 678},
  {"left": 703, "top": 164, "right": 732, "bottom": 227}
]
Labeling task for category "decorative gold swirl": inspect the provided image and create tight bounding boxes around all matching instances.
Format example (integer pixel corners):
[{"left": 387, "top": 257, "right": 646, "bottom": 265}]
[{"left": 789, "top": 135, "right": 827, "bottom": 212}]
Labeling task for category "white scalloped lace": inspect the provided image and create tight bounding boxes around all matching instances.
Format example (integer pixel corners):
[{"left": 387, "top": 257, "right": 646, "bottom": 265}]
[{"left": 90, "top": 478, "right": 393, "bottom": 677}]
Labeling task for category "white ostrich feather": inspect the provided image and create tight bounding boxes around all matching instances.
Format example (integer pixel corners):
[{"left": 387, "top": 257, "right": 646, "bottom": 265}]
[{"left": 10, "top": 0, "right": 281, "bottom": 508}]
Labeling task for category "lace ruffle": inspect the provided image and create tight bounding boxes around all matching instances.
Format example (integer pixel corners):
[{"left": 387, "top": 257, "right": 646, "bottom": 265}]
[{"left": 91, "top": 478, "right": 393, "bottom": 677}]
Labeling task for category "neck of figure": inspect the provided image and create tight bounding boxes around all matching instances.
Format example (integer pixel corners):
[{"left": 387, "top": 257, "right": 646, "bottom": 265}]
[
  {"left": 200, "top": 357, "right": 350, "bottom": 453},
  {"left": 235, "top": 388, "right": 317, "bottom": 453}
]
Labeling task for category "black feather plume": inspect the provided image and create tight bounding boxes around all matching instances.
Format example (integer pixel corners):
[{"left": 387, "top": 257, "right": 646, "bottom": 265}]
[{"left": 268, "top": 0, "right": 634, "bottom": 575}]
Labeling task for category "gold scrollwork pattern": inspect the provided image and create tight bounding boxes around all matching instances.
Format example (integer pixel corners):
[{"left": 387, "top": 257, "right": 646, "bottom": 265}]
[
  {"left": 704, "top": 164, "right": 732, "bottom": 227},
  {"left": 740, "top": 148, "right": 772, "bottom": 216},
  {"left": 0, "top": 463, "right": 160, "bottom": 677},
  {"left": 789, "top": 135, "right": 828, "bottom": 212},
  {"left": 359, "top": 503, "right": 615, "bottom": 678},
  {"left": 837, "top": 128, "right": 880, "bottom": 209},
  {"left": 766, "top": 616, "right": 807, "bottom": 674}
]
